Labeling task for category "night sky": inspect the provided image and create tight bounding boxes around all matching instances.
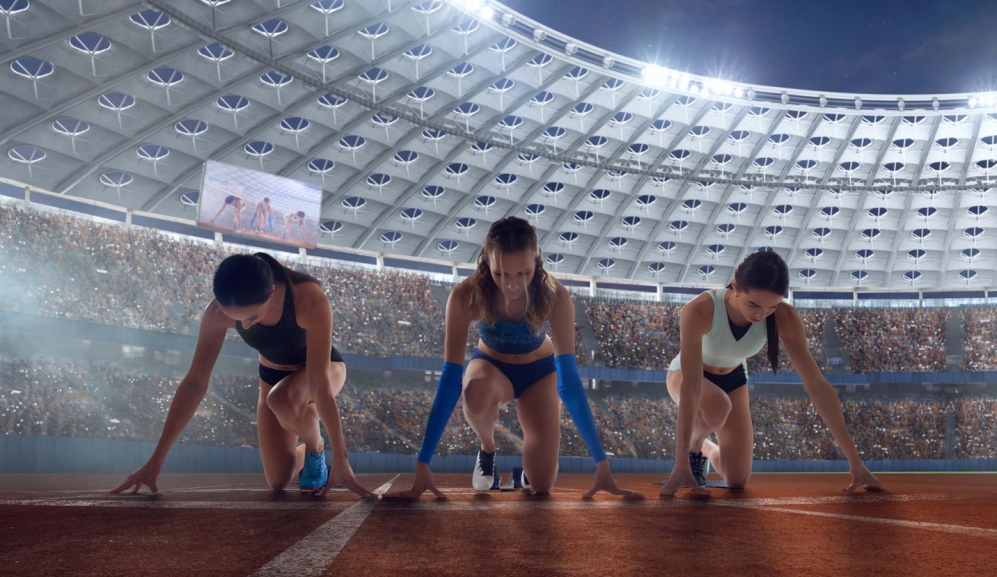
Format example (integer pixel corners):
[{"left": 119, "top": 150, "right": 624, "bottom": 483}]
[{"left": 500, "top": 0, "right": 997, "bottom": 96}]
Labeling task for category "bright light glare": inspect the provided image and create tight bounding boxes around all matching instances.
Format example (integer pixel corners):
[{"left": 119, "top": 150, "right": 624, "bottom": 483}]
[
  {"left": 477, "top": 5, "right": 494, "bottom": 19},
  {"left": 450, "top": 0, "right": 484, "bottom": 11},
  {"left": 642, "top": 64, "right": 670, "bottom": 86}
]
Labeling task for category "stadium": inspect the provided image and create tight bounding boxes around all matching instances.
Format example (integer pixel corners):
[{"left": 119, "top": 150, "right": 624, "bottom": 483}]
[{"left": 1, "top": 0, "right": 996, "bottom": 575}]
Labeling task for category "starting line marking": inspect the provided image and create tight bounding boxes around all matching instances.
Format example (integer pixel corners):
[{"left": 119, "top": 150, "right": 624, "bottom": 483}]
[
  {"left": 760, "top": 506, "right": 997, "bottom": 540},
  {"left": 249, "top": 476, "right": 399, "bottom": 577},
  {"left": 0, "top": 498, "right": 350, "bottom": 511}
]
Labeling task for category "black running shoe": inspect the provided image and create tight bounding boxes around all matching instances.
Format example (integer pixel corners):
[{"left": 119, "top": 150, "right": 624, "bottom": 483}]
[
  {"left": 472, "top": 449, "right": 496, "bottom": 491},
  {"left": 689, "top": 450, "right": 709, "bottom": 488}
]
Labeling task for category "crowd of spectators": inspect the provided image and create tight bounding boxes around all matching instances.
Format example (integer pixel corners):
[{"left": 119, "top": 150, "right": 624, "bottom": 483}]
[
  {"left": 951, "top": 397, "right": 997, "bottom": 458},
  {"left": 1, "top": 206, "right": 592, "bottom": 362},
  {"left": 5, "top": 356, "right": 990, "bottom": 460},
  {"left": 834, "top": 308, "right": 949, "bottom": 373},
  {"left": 960, "top": 307, "right": 997, "bottom": 371}
]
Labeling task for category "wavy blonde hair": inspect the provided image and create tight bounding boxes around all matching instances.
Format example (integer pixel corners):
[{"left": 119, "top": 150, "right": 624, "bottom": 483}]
[{"left": 467, "top": 217, "right": 558, "bottom": 333}]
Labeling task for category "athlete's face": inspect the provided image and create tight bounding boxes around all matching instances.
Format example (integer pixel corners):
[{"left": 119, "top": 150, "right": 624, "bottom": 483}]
[
  {"left": 490, "top": 249, "right": 535, "bottom": 301},
  {"left": 218, "top": 286, "right": 275, "bottom": 329},
  {"left": 731, "top": 283, "right": 783, "bottom": 324}
]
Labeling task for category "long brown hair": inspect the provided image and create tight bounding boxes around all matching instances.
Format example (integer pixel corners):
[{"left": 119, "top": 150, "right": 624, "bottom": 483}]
[
  {"left": 213, "top": 252, "right": 319, "bottom": 307},
  {"left": 467, "top": 217, "right": 558, "bottom": 332},
  {"left": 726, "top": 251, "right": 790, "bottom": 372}
]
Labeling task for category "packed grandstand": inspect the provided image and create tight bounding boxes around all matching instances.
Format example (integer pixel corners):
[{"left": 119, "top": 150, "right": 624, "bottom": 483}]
[{"left": 2, "top": 203, "right": 996, "bottom": 461}]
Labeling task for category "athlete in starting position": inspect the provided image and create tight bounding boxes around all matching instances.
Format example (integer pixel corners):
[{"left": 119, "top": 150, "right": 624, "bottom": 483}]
[
  {"left": 112, "top": 253, "right": 372, "bottom": 497},
  {"left": 386, "top": 217, "right": 643, "bottom": 500},
  {"left": 207, "top": 195, "right": 245, "bottom": 229},
  {"left": 660, "top": 251, "right": 887, "bottom": 496},
  {"left": 281, "top": 210, "right": 307, "bottom": 240}
]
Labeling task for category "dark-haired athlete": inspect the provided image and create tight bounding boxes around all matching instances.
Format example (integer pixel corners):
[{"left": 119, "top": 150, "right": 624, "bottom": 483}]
[
  {"left": 112, "top": 252, "right": 373, "bottom": 497},
  {"left": 386, "top": 217, "right": 642, "bottom": 500},
  {"left": 661, "top": 251, "right": 886, "bottom": 497},
  {"left": 208, "top": 195, "right": 245, "bottom": 229},
  {"left": 281, "top": 210, "right": 307, "bottom": 240}
]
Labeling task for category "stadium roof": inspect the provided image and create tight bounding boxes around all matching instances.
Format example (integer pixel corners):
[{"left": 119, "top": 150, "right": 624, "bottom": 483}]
[{"left": 2, "top": 0, "right": 997, "bottom": 288}]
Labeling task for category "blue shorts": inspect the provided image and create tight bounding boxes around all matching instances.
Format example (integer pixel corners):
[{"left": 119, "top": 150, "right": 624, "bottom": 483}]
[{"left": 470, "top": 348, "right": 556, "bottom": 399}]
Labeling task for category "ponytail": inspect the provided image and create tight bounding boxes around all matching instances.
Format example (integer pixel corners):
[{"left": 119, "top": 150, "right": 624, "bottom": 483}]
[{"left": 766, "top": 315, "right": 780, "bottom": 373}]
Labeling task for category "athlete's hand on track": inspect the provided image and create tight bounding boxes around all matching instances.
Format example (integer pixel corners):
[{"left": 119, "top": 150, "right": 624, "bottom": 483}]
[
  {"left": 110, "top": 461, "right": 162, "bottom": 495},
  {"left": 381, "top": 462, "right": 446, "bottom": 501},
  {"left": 659, "top": 463, "right": 710, "bottom": 498},
  {"left": 584, "top": 460, "right": 645, "bottom": 499},
  {"left": 320, "top": 457, "right": 375, "bottom": 498},
  {"left": 844, "top": 463, "right": 887, "bottom": 493}
]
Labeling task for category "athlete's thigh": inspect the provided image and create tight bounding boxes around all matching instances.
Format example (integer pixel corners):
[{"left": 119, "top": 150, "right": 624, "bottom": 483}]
[
  {"left": 714, "top": 385, "right": 753, "bottom": 487},
  {"left": 666, "top": 369, "right": 731, "bottom": 411},
  {"left": 268, "top": 360, "right": 346, "bottom": 408},
  {"left": 515, "top": 373, "right": 560, "bottom": 453},
  {"left": 257, "top": 381, "right": 299, "bottom": 489},
  {"left": 462, "top": 358, "right": 515, "bottom": 407}
]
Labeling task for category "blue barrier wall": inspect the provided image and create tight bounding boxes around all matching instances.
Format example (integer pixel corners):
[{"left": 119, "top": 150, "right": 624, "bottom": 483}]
[{"left": 3, "top": 435, "right": 996, "bottom": 475}]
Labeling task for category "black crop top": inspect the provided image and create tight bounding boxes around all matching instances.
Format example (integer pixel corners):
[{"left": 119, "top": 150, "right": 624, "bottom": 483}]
[{"left": 235, "top": 283, "right": 308, "bottom": 365}]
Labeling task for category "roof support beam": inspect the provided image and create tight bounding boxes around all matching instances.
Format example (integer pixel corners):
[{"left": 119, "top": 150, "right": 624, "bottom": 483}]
[
  {"left": 936, "top": 113, "right": 984, "bottom": 286},
  {"left": 605, "top": 103, "right": 714, "bottom": 280},
  {"left": 782, "top": 115, "right": 863, "bottom": 274},
  {"left": 414, "top": 71, "right": 611, "bottom": 258},
  {"left": 356, "top": 62, "right": 577, "bottom": 250},
  {"left": 882, "top": 115, "right": 942, "bottom": 283},
  {"left": 829, "top": 116, "right": 902, "bottom": 286}
]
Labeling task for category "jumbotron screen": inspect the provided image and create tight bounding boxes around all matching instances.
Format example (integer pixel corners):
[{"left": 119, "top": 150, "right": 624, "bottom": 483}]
[{"left": 196, "top": 160, "right": 322, "bottom": 249}]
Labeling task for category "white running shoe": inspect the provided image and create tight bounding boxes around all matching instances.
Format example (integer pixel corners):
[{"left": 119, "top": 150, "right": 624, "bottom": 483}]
[
  {"left": 521, "top": 469, "right": 531, "bottom": 491},
  {"left": 472, "top": 449, "right": 496, "bottom": 491}
]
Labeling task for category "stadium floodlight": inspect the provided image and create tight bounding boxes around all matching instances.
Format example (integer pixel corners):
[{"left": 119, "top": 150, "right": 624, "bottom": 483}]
[
  {"left": 970, "top": 97, "right": 978, "bottom": 108},
  {"left": 642, "top": 64, "right": 670, "bottom": 87},
  {"left": 450, "top": 0, "right": 484, "bottom": 11},
  {"left": 477, "top": 5, "right": 494, "bottom": 19}
]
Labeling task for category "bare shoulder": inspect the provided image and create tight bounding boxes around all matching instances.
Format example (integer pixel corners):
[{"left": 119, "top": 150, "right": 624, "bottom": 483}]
[
  {"left": 202, "top": 298, "right": 235, "bottom": 330},
  {"left": 775, "top": 301, "right": 803, "bottom": 330},
  {"left": 681, "top": 291, "right": 714, "bottom": 326},
  {"left": 450, "top": 277, "right": 473, "bottom": 301},
  {"left": 293, "top": 280, "right": 331, "bottom": 311}
]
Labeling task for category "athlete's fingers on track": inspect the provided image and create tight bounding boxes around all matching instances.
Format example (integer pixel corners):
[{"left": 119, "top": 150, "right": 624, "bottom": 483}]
[
  {"left": 148, "top": 480, "right": 160, "bottom": 495},
  {"left": 347, "top": 479, "right": 374, "bottom": 498},
  {"left": 426, "top": 481, "right": 446, "bottom": 499},
  {"left": 109, "top": 480, "right": 135, "bottom": 494},
  {"left": 608, "top": 487, "right": 645, "bottom": 499}
]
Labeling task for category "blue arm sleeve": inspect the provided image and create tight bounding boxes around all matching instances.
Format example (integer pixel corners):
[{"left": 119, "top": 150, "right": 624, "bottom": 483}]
[
  {"left": 417, "top": 362, "right": 464, "bottom": 464},
  {"left": 554, "top": 354, "right": 607, "bottom": 463}
]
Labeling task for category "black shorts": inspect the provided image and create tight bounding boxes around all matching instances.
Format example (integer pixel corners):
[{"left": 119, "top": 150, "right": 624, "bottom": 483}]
[
  {"left": 703, "top": 365, "right": 748, "bottom": 394},
  {"left": 258, "top": 346, "right": 345, "bottom": 387}
]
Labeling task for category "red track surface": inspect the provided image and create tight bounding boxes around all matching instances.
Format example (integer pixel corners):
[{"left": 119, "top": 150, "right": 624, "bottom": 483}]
[{"left": 2, "top": 473, "right": 995, "bottom": 576}]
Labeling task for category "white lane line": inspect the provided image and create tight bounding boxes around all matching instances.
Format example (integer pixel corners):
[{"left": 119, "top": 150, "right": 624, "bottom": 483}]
[
  {"left": 1, "top": 483, "right": 256, "bottom": 498},
  {"left": 377, "top": 493, "right": 971, "bottom": 512},
  {"left": 249, "top": 476, "right": 399, "bottom": 577},
  {"left": 0, "top": 499, "right": 350, "bottom": 511},
  {"left": 757, "top": 506, "right": 997, "bottom": 539}
]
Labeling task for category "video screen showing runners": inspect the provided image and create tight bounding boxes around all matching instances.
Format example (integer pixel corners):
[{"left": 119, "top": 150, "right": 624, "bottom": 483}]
[{"left": 197, "top": 160, "right": 321, "bottom": 249}]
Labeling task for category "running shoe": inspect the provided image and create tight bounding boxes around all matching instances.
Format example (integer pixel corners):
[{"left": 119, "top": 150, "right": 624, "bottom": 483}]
[
  {"left": 298, "top": 451, "right": 330, "bottom": 493},
  {"left": 689, "top": 450, "right": 710, "bottom": 488},
  {"left": 521, "top": 469, "right": 531, "bottom": 491},
  {"left": 472, "top": 449, "right": 496, "bottom": 491}
]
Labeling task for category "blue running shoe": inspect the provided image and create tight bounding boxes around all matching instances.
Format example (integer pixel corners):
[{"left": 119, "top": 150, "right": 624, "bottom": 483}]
[{"left": 299, "top": 451, "right": 330, "bottom": 493}]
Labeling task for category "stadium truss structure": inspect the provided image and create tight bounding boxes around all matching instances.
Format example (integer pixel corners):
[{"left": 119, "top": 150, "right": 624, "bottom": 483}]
[{"left": 3, "top": 0, "right": 997, "bottom": 288}]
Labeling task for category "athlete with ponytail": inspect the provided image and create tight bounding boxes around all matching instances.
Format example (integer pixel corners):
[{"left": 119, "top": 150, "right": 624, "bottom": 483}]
[
  {"left": 111, "top": 252, "right": 373, "bottom": 498},
  {"left": 661, "top": 251, "right": 886, "bottom": 497},
  {"left": 385, "top": 217, "right": 642, "bottom": 500}
]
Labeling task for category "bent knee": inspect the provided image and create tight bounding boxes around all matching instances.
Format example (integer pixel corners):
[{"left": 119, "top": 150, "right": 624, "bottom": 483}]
[
  {"left": 724, "top": 472, "right": 751, "bottom": 489},
  {"left": 462, "top": 378, "right": 497, "bottom": 414},
  {"left": 699, "top": 401, "right": 732, "bottom": 431}
]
